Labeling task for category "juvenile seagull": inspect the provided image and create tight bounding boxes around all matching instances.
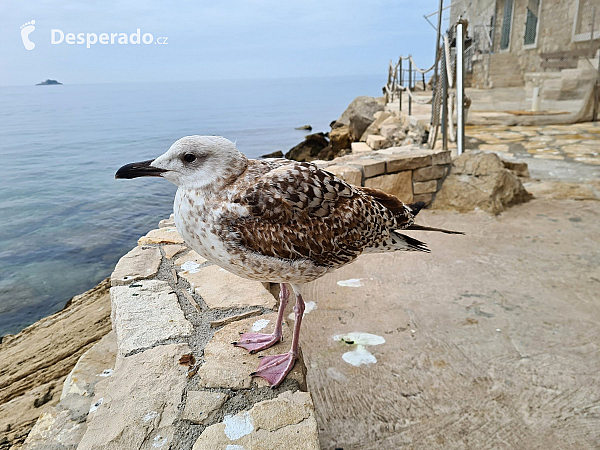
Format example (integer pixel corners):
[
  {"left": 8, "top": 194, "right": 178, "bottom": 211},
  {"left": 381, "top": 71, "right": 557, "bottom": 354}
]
[{"left": 116, "top": 136, "right": 460, "bottom": 387}]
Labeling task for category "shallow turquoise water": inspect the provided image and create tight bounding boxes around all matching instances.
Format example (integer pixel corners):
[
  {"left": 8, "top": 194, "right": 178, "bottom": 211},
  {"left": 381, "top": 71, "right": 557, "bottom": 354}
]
[{"left": 0, "top": 76, "right": 381, "bottom": 336}]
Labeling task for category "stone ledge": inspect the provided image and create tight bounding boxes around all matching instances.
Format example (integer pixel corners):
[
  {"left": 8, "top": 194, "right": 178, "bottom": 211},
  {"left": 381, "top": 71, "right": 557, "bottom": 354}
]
[{"left": 24, "top": 217, "right": 318, "bottom": 450}]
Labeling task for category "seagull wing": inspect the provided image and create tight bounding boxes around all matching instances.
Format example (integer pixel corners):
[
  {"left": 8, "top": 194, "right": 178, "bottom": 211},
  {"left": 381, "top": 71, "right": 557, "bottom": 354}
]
[{"left": 228, "top": 161, "right": 416, "bottom": 267}]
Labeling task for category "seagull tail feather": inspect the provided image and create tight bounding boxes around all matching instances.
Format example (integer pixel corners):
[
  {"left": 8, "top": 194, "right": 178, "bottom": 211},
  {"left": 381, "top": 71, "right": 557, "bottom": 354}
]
[{"left": 406, "top": 224, "right": 465, "bottom": 235}]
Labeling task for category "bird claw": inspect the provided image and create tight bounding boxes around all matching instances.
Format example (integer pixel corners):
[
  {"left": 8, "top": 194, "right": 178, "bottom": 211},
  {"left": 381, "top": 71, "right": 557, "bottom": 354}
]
[
  {"left": 250, "top": 352, "right": 297, "bottom": 388},
  {"left": 233, "top": 332, "right": 282, "bottom": 353}
]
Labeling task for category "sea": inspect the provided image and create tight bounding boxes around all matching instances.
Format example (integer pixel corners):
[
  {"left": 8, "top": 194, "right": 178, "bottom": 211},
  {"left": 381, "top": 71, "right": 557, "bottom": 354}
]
[{"left": 0, "top": 75, "right": 382, "bottom": 336}]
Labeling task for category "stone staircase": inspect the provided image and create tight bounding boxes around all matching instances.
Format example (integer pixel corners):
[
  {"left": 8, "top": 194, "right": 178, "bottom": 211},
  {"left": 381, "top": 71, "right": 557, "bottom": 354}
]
[{"left": 524, "top": 52, "right": 599, "bottom": 101}]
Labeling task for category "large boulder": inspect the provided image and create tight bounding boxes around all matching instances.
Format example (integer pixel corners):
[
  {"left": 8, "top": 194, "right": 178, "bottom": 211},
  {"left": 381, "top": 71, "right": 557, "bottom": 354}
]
[
  {"left": 333, "top": 96, "right": 385, "bottom": 140},
  {"left": 433, "top": 151, "right": 532, "bottom": 214},
  {"left": 285, "top": 132, "right": 329, "bottom": 162}
]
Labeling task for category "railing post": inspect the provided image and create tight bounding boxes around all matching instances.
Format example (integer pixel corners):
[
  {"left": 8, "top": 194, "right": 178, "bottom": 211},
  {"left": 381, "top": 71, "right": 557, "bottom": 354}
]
[
  {"left": 399, "top": 58, "right": 403, "bottom": 112},
  {"left": 456, "top": 19, "right": 466, "bottom": 156},
  {"left": 442, "top": 38, "right": 448, "bottom": 151},
  {"left": 408, "top": 56, "right": 413, "bottom": 116}
]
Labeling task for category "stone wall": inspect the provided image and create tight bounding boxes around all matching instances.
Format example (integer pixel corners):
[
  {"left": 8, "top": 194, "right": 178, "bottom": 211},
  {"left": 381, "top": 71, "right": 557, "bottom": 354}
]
[
  {"left": 312, "top": 145, "right": 452, "bottom": 206},
  {"left": 23, "top": 219, "right": 319, "bottom": 450}
]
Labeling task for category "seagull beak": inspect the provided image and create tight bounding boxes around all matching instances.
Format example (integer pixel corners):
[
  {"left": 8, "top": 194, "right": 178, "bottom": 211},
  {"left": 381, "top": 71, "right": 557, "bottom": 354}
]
[{"left": 115, "top": 160, "right": 167, "bottom": 179}]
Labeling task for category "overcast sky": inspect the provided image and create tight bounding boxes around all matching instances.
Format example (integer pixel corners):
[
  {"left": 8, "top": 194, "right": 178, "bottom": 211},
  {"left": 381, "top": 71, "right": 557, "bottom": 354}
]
[{"left": 0, "top": 0, "right": 449, "bottom": 86}]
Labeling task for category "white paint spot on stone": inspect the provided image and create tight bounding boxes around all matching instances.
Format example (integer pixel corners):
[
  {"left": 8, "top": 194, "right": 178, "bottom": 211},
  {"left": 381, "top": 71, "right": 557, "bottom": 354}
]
[
  {"left": 251, "top": 319, "right": 270, "bottom": 332},
  {"left": 337, "top": 278, "right": 364, "bottom": 287},
  {"left": 288, "top": 300, "right": 317, "bottom": 320},
  {"left": 152, "top": 435, "right": 168, "bottom": 447},
  {"left": 97, "top": 369, "right": 113, "bottom": 377},
  {"left": 143, "top": 411, "right": 159, "bottom": 422},
  {"left": 342, "top": 345, "right": 377, "bottom": 366},
  {"left": 89, "top": 398, "right": 103, "bottom": 413},
  {"left": 333, "top": 332, "right": 385, "bottom": 346},
  {"left": 180, "top": 261, "right": 201, "bottom": 274},
  {"left": 226, "top": 445, "right": 247, "bottom": 450},
  {"left": 223, "top": 411, "right": 254, "bottom": 440},
  {"left": 166, "top": 228, "right": 178, "bottom": 233}
]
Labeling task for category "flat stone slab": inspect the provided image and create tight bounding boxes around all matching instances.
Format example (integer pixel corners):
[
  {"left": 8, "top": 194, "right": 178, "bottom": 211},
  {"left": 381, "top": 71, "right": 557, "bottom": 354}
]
[
  {"left": 162, "top": 244, "right": 187, "bottom": 259},
  {"left": 110, "top": 246, "right": 162, "bottom": 286},
  {"left": 192, "top": 391, "right": 319, "bottom": 450},
  {"left": 325, "top": 165, "right": 362, "bottom": 186},
  {"left": 78, "top": 343, "right": 190, "bottom": 450},
  {"left": 61, "top": 331, "right": 117, "bottom": 400},
  {"left": 111, "top": 280, "right": 193, "bottom": 356},
  {"left": 182, "top": 265, "right": 276, "bottom": 310},
  {"left": 181, "top": 391, "right": 228, "bottom": 424},
  {"left": 23, "top": 409, "right": 87, "bottom": 449},
  {"left": 350, "top": 142, "right": 372, "bottom": 153},
  {"left": 197, "top": 313, "right": 306, "bottom": 389},
  {"left": 174, "top": 250, "right": 208, "bottom": 271},
  {"left": 138, "top": 228, "right": 184, "bottom": 245}
]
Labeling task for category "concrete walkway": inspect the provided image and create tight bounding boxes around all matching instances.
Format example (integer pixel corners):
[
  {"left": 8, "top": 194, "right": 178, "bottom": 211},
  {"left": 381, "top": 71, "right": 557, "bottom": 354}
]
[{"left": 301, "top": 197, "right": 600, "bottom": 449}]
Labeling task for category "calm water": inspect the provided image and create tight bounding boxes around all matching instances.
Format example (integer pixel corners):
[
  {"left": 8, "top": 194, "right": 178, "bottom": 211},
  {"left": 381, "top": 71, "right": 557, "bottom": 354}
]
[{"left": 0, "top": 76, "right": 382, "bottom": 336}]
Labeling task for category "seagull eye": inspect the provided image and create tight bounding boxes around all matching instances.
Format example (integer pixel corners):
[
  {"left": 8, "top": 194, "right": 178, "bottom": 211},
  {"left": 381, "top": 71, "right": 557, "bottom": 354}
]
[{"left": 183, "top": 154, "right": 196, "bottom": 163}]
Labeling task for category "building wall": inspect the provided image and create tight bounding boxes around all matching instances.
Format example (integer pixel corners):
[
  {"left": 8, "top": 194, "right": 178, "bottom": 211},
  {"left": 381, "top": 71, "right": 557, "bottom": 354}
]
[{"left": 451, "top": 0, "right": 600, "bottom": 88}]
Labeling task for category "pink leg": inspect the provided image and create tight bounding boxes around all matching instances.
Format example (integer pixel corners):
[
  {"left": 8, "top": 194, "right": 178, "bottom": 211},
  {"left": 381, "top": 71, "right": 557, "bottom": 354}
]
[
  {"left": 233, "top": 283, "right": 289, "bottom": 354},
  {"left": 251, "top": 284, "right": 305, "bottom": 388}
]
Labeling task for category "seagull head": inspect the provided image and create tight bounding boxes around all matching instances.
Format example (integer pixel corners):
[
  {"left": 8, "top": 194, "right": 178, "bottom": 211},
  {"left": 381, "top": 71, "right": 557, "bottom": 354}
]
[{"left": 115, "top": 135, "right": 248, "bottom": 190}]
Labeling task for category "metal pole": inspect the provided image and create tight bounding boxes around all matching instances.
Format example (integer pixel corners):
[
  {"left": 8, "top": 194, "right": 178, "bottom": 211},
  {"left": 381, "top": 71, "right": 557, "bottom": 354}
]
[
  {"left": 431, "top": 0, "right": 444, "bottom": 123},
  {"left": 408, "top": 56, "right": 413, "bottom": 116},
  {"left": 591, "top": 6, "right": 598, "bottom": 122},
  {"left": 442, "top": 38, "right": 448, "bottom": 151},
  {"left": 456, "top": 19, "right": 466, "bottom": 156},
  {"left": 399, "top": 58, "right": 403, "bottom": 112},
  {"left": 422, "top": 72, "right": 426, "bottom": 90}
]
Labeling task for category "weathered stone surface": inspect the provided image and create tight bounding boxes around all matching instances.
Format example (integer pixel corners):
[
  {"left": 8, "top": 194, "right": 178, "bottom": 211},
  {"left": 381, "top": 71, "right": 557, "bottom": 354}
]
[
  {"left": 347, "top": 158, "right": 386, "bottom": 178},
  {"left": 22, "top": 409, "right": 87, "bottom": 450},
  {"left": 334, "top": 96, "right": 385, "bottom": 140},
  {"left": 192, "top": 391, "right": 318, "bottom": 450},
  {"left": 451, "top": 150, "right": 505, "bottom": 176},
  {"left": 359, "top": 111, "right": 393, "bottom": 141},
  {"left": 181, "top": 391, "right": 228, "bottom": 424},
  {"left": 413, "top": 193, "right": 434, "bottom": 204},
  {"left": 431, "top": 150, "right": 452, "bottom": 165},
  {"left": 413, "top": 180, "right": 438, "bottom": 195},
  {"left": 364, "top": 171, "right": 413, "bottom": 203},
  {"left": 210, "top": 309, "right": 262, "bottom": 328},
  {"left": 110, "top": 246, "right": 162, "bottom": 287},
  {"left": 174, "top": 250, "right": 208, "bottom": 270},
  {"left": 138, "top": 228, "right": 184, "bottom": 245},
  {"left": 502, "top": 159, "right": 530, "bottom": 178},
  {"left": 78, "top": 344, "right": 190, "bottom": 450},
  {"left": 366, "top": 134, "right": 389, "bottom": 150},
  {"left": 434, "top": 151, "right": 532, "bottom": 214},
  {"left": 61, "top": 331, "right": 117, "bottom": 401},
  {"left": 111, "top": 280, "right": 193, "bottom": 356},
  {"left": 285, "top": 132, "right": 329, "bottom": 162},
  {"left": 379, "top": 122, "right": 407, "bottom": 145},
  {"left": 162, "top": 244, "right": 187, "bottom": 259},
  {"left": 329, "top": 125, "right": 352, "bottom": 154},
  {"left": 350, "top": 142, "right": 371, "bottom": 153},
  {"left": 0, "top": 280, "right": 111, "bottom": 449},
  {"left": 158, "top": 218, "right": 175, "bottom": 229},
  {"left": 197, "top": 314, "right": 306, "bottom": 390},
  {"left": 183, "top": 265, "right": 276, "bottom": 310},
  {"left": 326, "top": 165, "right": 362, "bottom": 186},
  {"left": 377, "top": 149, "right": 433, "bottom": 172},
  {"left": 413, "top": 165, "right": 445, "bottom": 182}
]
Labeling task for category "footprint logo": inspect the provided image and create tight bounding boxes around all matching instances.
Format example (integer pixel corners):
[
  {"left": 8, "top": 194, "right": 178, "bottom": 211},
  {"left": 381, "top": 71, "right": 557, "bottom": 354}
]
[{"left": 20, "top": 20, "right": 36, "bottom": 50}]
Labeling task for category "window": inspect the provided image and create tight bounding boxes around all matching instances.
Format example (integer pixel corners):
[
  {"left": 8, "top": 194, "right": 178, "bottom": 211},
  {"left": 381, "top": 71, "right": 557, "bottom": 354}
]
[
  {"left": 524, "top": 0, "right": 541, "bottom": 46},
  {"left": 573, "top": 0, "right": 600, "bottom": 42},
  {"left": 500, "top": 0, "right": 514, "bottom": 50}
]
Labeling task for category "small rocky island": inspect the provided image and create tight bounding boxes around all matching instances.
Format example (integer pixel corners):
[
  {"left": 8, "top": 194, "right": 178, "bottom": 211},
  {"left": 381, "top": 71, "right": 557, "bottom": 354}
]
[{"left": 36, "top": 79, "right": 62, "bottom": 85}]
